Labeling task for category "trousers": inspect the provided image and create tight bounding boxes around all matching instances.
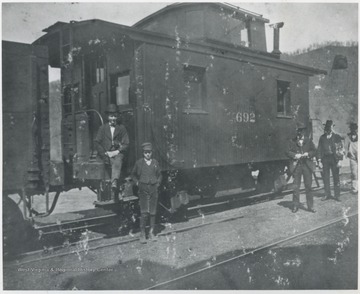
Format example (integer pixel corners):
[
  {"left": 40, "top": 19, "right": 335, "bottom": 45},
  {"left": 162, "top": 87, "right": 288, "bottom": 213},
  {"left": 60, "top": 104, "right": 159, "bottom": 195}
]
[
  {"left": 138, "top": 182, "right": 158, "bottom": 214},
  {"left": 350, "top": 158, "right": 358, "bottom": 192},
  {"left": 322, "top": 155, "right": 340, "bottom": 198},
  {"left": 293, "top": 163, "right": 313, "bottom": 209},
  {"left": 104, "top": 153, "right": 124, "bottom": 187}
]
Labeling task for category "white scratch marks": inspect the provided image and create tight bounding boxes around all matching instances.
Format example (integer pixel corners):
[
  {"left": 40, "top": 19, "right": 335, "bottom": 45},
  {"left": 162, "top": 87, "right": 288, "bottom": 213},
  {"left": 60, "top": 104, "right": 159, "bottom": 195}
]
[{"left": 342, "top": 207, "right": 351, "bottom": 226}]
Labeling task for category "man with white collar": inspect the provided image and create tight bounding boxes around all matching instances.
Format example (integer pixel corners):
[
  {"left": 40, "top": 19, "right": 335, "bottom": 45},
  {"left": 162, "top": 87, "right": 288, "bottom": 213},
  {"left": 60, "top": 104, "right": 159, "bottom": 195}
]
[
  {"left": 287, "top": 123, "right": 317, "bottom": 213},
  {"left": 317, "top": 120, "right": 344, "bottom": 201},
  {"left": 95, "top": 104, "right": 129, "bottom": 202},
  {"left": 131, "top": 142, "right": 162, "bottom": 244}
]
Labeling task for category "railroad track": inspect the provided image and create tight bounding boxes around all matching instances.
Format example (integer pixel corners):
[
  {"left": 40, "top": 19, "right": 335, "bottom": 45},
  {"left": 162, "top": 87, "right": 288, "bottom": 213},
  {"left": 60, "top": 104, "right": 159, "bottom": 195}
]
[
  {"left": 146, "top": 212, "right": 358, "bottom": 290},
  {"left": 28, "top": 180, "right": 328, "bottom": 236},
  {"left": 6, "top": 184, "right": 346, "bottom": 266},
  {"left": 7, "top": 186, "right": 303, "bottom": 260},
  {"left": 34, "top": 213, "right": 118, "bottom": 235},
  {"left": 6, "top": 208, "right": 247, "bottom": 266},
  {"left": 5, "top": 187, "right": 353, "bottom": 268},
  {"left": 31, "top": 184, "right": 320, "bottom": 235}
]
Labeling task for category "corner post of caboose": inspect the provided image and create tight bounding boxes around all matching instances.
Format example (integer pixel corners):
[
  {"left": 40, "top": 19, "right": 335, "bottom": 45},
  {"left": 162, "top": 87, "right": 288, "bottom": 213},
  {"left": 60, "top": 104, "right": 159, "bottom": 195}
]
[{"left": 68, "top": 23, "right": 77, "bottom": 166}]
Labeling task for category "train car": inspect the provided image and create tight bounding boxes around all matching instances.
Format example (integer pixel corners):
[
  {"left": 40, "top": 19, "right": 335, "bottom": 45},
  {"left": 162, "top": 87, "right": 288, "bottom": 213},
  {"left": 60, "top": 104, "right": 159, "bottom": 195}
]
[
  {"left": 2, "top": 41, "right": 50, "bottom": 254},
  {"left": 3, "top": 3, "right": 326, "bottom": 238}
]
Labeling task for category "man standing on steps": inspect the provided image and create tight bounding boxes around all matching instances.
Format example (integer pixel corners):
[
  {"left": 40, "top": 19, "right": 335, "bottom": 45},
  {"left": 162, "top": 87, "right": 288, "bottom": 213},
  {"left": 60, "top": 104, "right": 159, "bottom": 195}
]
[
  {"left": 95, "top": 104, "right": 129, "bottom": 202},
  {"left": 317, "top": 120, "right": 344, "bottom": 202},
  {"left": 286, "top": 123, "right": 317, "bottom": 213}
]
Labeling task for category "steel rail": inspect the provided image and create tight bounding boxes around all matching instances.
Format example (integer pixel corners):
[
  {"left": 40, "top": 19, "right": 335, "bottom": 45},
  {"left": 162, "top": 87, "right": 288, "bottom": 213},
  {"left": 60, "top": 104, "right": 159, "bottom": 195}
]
[
  {"left": 40, "top": 223, "right": 108, "bottom": 236},
  {"left": 9, "top": 183, "right": 348, "bottom": 266},
  {"left": 186, "top": 185, "right": 325, "bottom": 213},
  {"left": 31, "top": 180, "right": 328, "bottom": 233},
  {"left": 11, "top": 215, "right": 120, "bottom": 259},
  {"left": 34, "top": 213, "right": 118, "bottom": 233},
  {"left": 6, "top": 199, "right": 356, "bottom": 268},
  {"left": 30, "top": 185, "right": 286, "bottom": 236},
  {"left": 17, "top": 235, "right": 106, "bottom": 259},
  {"left": 5, "top": 211, "right": 246, "bottom": 267},
  {"left": 6, "top": 184, "right": 333, "bottom": 264},
  {"left": 145, "top": 212, "right": 358, "bottom": 290}
]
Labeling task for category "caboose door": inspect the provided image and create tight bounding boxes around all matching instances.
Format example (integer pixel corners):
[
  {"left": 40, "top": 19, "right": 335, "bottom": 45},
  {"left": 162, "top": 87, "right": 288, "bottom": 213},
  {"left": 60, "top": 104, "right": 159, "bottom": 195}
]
[
  {"left": 110, "top": 72, "right": 136, "bottom": 176},
  {"left": 85, "top": 55, "right": 108, "bottom": 153}
]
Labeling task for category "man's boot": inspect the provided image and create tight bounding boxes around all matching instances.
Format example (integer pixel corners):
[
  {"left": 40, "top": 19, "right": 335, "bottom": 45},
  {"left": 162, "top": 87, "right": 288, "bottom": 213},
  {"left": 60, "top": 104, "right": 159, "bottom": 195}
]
[
  {"left": 148, "top": 229, "right": 157, "bottom": 241},
  {"left": 139, "top": 231, "right": 147, "bottom": 244},
  {"left": 139, "top": 214, "right": 147, "bottom": 244},
  {"left": 111, "top": 180, "right": 118, "bottom": 202},
  {"left": 148, "top": 215, "right": 158, "bottom": 241},
  {"left": 334, "top": 185, "right": 341, "bottom": 202}
]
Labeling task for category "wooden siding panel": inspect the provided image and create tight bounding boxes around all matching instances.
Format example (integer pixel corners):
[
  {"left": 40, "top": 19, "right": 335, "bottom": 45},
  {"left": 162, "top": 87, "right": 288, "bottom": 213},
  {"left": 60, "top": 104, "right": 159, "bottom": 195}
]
[
  {"left": 138, "top": 43, "right": 310, "bottom": 170},
  {"left": 3, "top": 42, "right": 50, "bottom": 191}
]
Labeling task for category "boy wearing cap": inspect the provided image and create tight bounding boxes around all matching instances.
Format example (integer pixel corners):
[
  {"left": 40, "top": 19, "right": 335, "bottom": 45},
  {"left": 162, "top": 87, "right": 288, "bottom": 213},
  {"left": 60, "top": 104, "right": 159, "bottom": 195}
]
[
  {"left": 345, "top": 122, "right": 358, "bottom": 194},
  {"left": 286, "top": 123, "right": 317, "bottom": 213},
  {"left": 317, "top": 120, "right": 344, "bottom": 201},
  {"left": 131, "top": 142, "right": 162, "bottom": 244},
  {"left": 95, "top": 104, "right": 129, "bottom": 201}
]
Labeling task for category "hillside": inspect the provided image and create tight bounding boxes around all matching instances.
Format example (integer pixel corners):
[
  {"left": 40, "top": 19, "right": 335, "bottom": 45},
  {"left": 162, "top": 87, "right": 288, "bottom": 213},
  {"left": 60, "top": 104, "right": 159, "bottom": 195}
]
[{"left": 282, "top": 45, "right": 358, "bottom": 143}]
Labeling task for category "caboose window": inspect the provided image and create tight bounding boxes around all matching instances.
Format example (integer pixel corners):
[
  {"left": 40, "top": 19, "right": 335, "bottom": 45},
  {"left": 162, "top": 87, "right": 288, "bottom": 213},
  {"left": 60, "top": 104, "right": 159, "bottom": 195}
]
[
  {"left": 227, "top": 17, "right": 249, "bottom": 47},
  {"left": 211, "top": 14, "right": 250, "bottom": 47},
  {"left": 183, "top": 65, "right": 206, "bottom": 111},
  {"left": 277, "top": 80, "right": 291, "bottom": 117},
  {"left": 92, "top": 58, "right": 105, "bottom": 85},
  {"left": 63, "top": 83, "right": 80, "bottom": 114},
  {"left": 110, "top": 73, "right": 130, "bottom": 105}
]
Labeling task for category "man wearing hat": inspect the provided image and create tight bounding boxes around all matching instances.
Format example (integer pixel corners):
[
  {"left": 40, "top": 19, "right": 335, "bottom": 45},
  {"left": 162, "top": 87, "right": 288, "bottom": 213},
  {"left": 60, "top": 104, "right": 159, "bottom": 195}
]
[
  {"left": 316, "top": 120, "right": 344, "bottom": 201},
  {"left": 95, "top": 104, "right": 129, "bottom": 201},
  {"left": 286, "top": 122, "right": 317, "bottom": 213},
  {"left": 131, "top": 142, "right": 162, "bottom": 244},
  {"left": 345, "top": 122, "right": 358, "bottom": 194}
]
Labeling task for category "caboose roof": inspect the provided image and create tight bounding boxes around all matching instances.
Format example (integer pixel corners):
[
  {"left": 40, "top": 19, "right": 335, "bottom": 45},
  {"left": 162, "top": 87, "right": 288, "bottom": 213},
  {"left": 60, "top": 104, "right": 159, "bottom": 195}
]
[
  {"left": 34, "top": 18, "right": 326, "bottom": 76},
  {"left": 43, "top": 21, "right": 68, "bottom": 33},
  {"left": 133, "top": 2, "right": 270, "bottom": 28}
]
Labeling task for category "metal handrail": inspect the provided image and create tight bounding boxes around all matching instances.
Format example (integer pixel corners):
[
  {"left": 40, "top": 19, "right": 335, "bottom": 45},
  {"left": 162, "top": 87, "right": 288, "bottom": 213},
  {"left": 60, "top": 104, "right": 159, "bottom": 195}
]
[{"left": 75, "top": 109, "right": 104, "bottom": 125}]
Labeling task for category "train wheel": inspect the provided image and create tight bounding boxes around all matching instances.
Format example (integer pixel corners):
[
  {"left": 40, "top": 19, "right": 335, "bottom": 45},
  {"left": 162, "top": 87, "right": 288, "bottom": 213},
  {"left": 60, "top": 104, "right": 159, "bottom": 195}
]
[{"left": 3, "top": 196, "right": 29, "bottom": 258}]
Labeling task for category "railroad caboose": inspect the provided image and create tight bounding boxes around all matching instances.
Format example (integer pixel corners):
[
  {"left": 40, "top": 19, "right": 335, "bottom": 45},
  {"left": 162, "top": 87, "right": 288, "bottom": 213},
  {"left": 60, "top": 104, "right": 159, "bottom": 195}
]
[{"left": 4, "top": 3, "right": 326, "bottom": 218}]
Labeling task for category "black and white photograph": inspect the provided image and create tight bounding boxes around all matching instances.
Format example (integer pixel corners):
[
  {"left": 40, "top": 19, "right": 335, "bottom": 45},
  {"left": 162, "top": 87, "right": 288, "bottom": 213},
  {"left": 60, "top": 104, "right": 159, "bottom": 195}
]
[{"left": 2, "top": 1, "right": 358, "bottom": 291}]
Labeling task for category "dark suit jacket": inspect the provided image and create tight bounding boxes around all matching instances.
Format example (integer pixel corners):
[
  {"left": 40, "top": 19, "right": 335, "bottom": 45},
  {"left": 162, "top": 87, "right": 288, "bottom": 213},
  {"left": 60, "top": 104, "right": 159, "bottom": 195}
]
[
  {"left": 131, "top": 158, "right": 162, "bottom": 185},
  {"left": 316, "top": 133, "right": 344, "bottom": 161},
  {"left": 286, "top": 137, "right": 317, "bottom": 173},
  {"left": 95, "top": 123, "right": 129, "bottom": 158}
]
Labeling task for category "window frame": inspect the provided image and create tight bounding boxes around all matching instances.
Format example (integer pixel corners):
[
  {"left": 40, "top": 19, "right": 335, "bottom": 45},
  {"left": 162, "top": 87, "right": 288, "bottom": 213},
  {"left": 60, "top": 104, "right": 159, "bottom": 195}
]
[
  {"left": 110, "top": 71, "right": 130, "bottom": 106},
  {"left": 182, "top": 64, "right": 208, "bottom": 114},
  {"left": 91, "top": 57, "right": 106, "bottom": 85},
  {"left": 226, "top": 16, "right": 250, "bottom": 48},
  {"left": 276, "top": 79, "right": 292, "bottom": 118}
]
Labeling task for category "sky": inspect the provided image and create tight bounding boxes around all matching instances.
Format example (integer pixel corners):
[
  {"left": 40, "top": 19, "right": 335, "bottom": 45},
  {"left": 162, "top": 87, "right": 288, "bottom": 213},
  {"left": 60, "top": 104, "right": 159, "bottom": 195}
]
[{"left": 1, "top": 1, "right": 358, "bottom": 54}]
